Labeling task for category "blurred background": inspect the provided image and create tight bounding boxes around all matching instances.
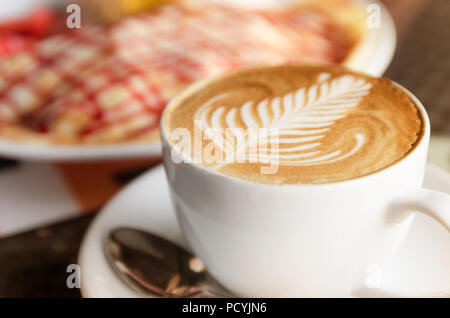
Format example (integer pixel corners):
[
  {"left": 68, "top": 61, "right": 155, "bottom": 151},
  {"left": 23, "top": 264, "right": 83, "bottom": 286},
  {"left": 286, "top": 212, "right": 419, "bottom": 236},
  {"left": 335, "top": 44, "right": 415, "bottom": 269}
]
[{"left": 0, "top": 0, "right": 448, "bottom": 297}]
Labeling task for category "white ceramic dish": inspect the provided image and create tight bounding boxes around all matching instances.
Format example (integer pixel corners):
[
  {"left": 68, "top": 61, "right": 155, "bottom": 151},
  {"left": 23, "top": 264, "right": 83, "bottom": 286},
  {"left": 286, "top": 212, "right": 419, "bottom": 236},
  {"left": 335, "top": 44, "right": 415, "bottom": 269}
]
[
  {"left": 0, "top": 0, "right": 395, "bottom": 162},
  {"left": 78, "top": 164, "right": 450, "bottom": 298},
  {"left": 0, "top": 139, "right": 162, "bottom": 162}
]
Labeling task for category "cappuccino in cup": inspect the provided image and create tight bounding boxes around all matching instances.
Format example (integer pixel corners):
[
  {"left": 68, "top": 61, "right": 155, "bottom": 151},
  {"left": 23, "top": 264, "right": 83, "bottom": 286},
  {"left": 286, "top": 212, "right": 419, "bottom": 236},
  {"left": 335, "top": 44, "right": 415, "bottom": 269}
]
[
  {"left": 164, "top": 65, "right": 423, "bottom": 184},
  {"left": 161, "top": 65, "right": 449, "bottom": 297}
]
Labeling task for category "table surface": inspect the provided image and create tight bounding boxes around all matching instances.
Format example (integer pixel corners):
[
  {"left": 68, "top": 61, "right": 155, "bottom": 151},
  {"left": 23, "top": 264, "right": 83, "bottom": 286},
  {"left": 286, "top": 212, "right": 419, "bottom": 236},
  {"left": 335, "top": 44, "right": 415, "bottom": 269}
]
[{"left": 0, "top": 0, "right": 449, "bottom": 298}]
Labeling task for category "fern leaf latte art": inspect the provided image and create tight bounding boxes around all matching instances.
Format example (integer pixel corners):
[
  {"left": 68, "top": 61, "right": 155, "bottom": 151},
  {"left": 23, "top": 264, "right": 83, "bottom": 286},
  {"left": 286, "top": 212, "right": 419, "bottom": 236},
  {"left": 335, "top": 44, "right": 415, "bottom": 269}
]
[{"left": 164, "top": 66, "right": 423, "bottom": 184}]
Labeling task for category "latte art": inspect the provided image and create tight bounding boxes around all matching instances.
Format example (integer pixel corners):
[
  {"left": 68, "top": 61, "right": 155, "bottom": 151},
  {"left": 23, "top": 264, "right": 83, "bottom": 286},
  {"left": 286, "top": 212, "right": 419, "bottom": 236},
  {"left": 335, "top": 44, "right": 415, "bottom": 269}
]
[
  {"left": 194, "top": 72, "right": 372, "bottom": 168},
  {"left": 164, "top": 66, "right": 423, "bottom": 184}
]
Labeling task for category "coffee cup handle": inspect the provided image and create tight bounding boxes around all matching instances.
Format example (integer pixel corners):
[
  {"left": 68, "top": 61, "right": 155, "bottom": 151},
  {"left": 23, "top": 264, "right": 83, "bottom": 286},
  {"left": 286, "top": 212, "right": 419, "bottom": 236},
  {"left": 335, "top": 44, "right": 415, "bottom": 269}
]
[
  {"left": 355, "top": 188, "right": 450, "bottom": 298},
  {"left": 393, "top": 188, "right": 450, "bottom": 232}
]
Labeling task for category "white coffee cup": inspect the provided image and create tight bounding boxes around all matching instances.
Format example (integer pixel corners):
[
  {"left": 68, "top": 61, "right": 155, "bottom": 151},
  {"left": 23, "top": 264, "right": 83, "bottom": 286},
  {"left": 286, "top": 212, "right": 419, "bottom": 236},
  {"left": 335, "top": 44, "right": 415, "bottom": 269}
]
[{"left": 160, "top": 79, "right": 450, "bottom": 297}]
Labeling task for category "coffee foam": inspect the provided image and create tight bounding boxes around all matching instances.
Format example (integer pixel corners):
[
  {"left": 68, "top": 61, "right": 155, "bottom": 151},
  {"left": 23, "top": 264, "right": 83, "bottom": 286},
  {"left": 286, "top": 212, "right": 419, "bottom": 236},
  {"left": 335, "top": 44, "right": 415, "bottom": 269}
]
[{"left": 164, "top": 65, "right": 423, "bottom": 184}]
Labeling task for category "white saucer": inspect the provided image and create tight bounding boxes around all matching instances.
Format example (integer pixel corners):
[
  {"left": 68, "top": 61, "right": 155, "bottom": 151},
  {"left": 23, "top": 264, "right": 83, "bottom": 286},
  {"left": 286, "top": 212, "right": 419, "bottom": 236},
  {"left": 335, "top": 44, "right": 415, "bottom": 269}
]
[{"left": 78, "top": 164, "right": 450, "bottom": 298}]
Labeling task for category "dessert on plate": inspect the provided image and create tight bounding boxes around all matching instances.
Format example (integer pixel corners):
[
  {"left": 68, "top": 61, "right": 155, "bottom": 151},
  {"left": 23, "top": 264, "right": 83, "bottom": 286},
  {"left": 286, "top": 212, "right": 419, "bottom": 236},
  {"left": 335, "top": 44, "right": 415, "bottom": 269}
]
[{"left": 0, "top": 0, "right": 364, "bottom": 145}]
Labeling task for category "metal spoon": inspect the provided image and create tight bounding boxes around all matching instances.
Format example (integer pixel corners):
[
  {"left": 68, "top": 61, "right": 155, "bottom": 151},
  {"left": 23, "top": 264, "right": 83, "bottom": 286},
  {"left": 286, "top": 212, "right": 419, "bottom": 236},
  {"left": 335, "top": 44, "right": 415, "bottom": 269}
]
[{"left": 105, "top": 227, "right": 227, "bottom": 297}]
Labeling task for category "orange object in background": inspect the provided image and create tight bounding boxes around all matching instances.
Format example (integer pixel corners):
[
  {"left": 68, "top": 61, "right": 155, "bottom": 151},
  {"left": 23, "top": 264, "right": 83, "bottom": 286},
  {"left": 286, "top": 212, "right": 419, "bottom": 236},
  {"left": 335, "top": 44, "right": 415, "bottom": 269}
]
[
  {"left": 56, "top": 158, "right": 161, "bottom": 212},
  {"left": 78, "top": 0, "right": 167, "bottom": 23}
]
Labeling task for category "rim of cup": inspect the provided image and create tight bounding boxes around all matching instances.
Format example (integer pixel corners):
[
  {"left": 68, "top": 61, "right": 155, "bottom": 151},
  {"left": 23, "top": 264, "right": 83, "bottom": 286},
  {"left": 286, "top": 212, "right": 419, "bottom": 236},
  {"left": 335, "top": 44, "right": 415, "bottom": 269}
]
[{"left": 160, "top": 65, "right": 428, "bottom": 190}]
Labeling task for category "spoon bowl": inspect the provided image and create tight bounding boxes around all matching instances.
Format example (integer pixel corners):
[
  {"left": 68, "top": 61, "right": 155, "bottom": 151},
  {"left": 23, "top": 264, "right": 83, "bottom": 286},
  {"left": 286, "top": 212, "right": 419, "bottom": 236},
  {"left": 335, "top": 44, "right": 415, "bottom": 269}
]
[{"left": 105, "top": 228, "right": 225, "bottom": 297}]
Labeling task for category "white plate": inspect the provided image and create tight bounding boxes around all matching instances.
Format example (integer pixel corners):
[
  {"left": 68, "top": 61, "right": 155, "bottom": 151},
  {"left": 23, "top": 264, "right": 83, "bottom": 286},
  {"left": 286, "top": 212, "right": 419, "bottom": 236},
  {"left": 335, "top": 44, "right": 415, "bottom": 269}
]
[
  {"left": 0, "top": 0, "right": 57, "bottom": 21},
  {"left": 0, "top": 139, "right": 162, "bottom": 162},
  {"left": 0, "top": 0, "right": 395, "bottom": 162},
  {"left": 78, "top": 163, "right": 450, "bottom": 298}
]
